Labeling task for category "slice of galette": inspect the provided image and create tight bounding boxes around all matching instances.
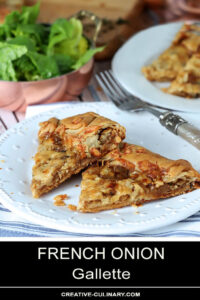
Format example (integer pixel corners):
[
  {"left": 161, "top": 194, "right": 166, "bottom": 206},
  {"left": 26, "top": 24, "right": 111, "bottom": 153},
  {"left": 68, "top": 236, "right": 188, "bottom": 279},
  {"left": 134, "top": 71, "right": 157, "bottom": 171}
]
[
  {"left": 172, "top": 23, "right": 200, "bottom": 54},
  {"left": 141, "top": 45, "right": 189, "bottom": 82},
  {"left": 78, "top": 143, "right": 200, "bottom": 212},
  {"left": 31, "top": 112, "right": 125, "bottom": 198},
  {"left": 163, "top": 53, "right": 200, "bottom": 98}
]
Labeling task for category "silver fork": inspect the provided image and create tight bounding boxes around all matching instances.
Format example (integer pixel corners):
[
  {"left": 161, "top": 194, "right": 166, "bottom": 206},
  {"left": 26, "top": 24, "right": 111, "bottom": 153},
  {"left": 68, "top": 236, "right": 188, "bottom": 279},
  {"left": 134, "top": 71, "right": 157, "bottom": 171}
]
[{"left": 96, "top": 70, "right": 200, "bottom": 151}]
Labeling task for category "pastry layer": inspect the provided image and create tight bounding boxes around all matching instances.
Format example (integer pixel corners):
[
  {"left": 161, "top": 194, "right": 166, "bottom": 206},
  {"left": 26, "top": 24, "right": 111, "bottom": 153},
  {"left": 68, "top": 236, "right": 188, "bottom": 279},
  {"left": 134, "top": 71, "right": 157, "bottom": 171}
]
[
  {"left": 172, "top": 23, "right": 200, "bottom": 54},
  {"left": 31, "top": 112, "right": 125, "bottom": 198},
  {"left": 141, "top": 45, "right": 189, "bottom": 82},
  {"left": 78, "top": 143, "right": 200, "bottom": 212},
  {"left": 163, "top": 53, "right": 200, "bottom": 97},
  {"left": 142, "top": 23, "right": 200, "bottom": 87}
]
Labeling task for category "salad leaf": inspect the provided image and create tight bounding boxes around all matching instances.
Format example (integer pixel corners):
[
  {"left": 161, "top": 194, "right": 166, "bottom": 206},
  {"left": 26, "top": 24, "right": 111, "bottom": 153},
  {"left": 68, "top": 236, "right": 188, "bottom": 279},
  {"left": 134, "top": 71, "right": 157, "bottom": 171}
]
[
  {"left": 78, "top": 36, "right": 89, "bottom": 56},
  {"left": 0, "top": 42, "right": 27, "bottom": 81},
  {"left": 14, "top": 55, "right": 36, "bottom": 81},
  {"left": 47, "top": 18, "right": 82, "bottom": 57},
  {"left": 15, "top": 51, "right": 60, "bottom": 81},
  {"left": 2, "top": 2, "right": 40, "bottom": 39},
  {"left": 20, "top": 2, "right": 40, "bottom": 25},
  {"left": 72, "top": 46, "right": 105, "bottom": 70},
  {"left": 3, "top": 11, "right": 21, "bottom": 38},
  {"left": 0, "top": 25, "right": 5, "bottom": 41},
  {"left": 52, "top": 53, "right": 75, "bottom": 74},
  {"left": 13, "top": 24, "right": 46, "bottom": 48},
  {"left": 8, "top": 36, "right": 36, "bottom": 51},
  {"left": 26, "top": 51, "right": 59, "bottom": 79},
  {"left": 0, "top": 60, "right": 16, "bottom": 81},
  {"left": 0, "top": 42, "right": 27, "bottom": 61}
]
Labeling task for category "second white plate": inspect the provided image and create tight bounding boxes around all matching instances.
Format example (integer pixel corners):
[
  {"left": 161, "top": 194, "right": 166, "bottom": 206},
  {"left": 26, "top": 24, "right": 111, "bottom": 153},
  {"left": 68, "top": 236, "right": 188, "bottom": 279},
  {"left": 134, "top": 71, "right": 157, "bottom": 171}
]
[{"left": 112, "top": 22, "right": 200, "bottom": 113}]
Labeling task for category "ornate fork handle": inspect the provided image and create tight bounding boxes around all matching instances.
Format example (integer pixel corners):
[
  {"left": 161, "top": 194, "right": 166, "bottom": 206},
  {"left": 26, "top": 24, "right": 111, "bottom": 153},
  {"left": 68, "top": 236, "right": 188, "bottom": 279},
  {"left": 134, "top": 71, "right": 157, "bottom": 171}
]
[{"left": 160, "top": 112, "right": 200, "bottom": 150}]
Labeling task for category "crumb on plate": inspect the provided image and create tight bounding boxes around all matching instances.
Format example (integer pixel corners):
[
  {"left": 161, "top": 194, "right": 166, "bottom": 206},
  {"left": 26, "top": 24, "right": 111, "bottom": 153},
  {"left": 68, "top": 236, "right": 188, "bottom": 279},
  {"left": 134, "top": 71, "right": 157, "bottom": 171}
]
[
  {"left": 53, "top": 194, "right": 68, "bottom": 206},
  {"left": 68, "top": 204, "right": 77, "bottom": 211}
]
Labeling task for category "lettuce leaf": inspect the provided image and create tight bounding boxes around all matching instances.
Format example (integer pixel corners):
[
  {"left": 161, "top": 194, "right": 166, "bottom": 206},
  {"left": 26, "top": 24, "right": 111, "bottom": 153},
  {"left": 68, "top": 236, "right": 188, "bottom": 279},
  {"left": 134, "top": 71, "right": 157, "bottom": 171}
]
[
  {"left": 8, "top": 36, "right": 36, "bottom": 51},
  {"left": 3, "top": 11, "right": 21, "bottom": 38},
  {"left": 72, "top": 47, "right": 105, "bottom": 70},
  {"left": 2, "top": 2, "right": 40, "bottom": 39},
  {"left": 13, "top": 24, "right": 46, "bottom": 48},
  {"left": 20, "top": 2, "right": 40, "bottom": 25},
  {"left": 52, "top": 53, "right": 74, "bottom": 74},
  {"left": 14, "top": 55, "right": 36, "bottom": 81},
  {"left": 47, "top": 17, "right": 103, "bottom": 70},
  {"left": 0, "top": 25, "right": 5, "bottom": 40},
  {"left": 26, "top": 51, "right": 59, "bottom": 80},
  {"left": 47, "top": 18, "right": 83, "bottom": 57},
  {"left": 0, "top": 42, "right": 27, "bottom": 81}
]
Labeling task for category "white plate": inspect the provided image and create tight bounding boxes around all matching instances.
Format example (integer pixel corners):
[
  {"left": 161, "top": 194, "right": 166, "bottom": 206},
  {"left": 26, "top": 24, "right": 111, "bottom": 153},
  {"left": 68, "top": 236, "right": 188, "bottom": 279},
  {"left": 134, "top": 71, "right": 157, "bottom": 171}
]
[
  {"left": 112, "top": 22, "right": 200, "bottom": 113},
  {"left": 0, "top": 102, "right": 200, "bottom": 235}
]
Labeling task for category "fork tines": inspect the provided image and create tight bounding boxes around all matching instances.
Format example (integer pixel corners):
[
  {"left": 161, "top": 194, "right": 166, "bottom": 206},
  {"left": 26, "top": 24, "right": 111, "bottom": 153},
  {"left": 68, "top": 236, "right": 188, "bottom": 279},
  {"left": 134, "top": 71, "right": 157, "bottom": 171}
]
[{"left": 95, "top": 70, "right": 130, "bottom": 107}]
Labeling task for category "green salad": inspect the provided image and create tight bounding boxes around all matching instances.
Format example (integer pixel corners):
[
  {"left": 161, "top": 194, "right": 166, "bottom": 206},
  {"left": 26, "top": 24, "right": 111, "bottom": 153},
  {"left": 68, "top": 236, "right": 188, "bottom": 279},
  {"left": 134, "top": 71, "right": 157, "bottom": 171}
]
[{"left": 0, "top": 2, "right": 103, "bottom": 81}]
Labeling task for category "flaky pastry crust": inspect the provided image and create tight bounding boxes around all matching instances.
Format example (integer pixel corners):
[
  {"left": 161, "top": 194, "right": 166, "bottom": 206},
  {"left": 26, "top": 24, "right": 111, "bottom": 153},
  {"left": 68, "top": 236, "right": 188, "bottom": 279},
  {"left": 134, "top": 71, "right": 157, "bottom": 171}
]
[
  {"left": 31, "top": 112, "right": 125, "bottom": 198},
  {"left": 142, "top": 23, "right": 200, "bottom": 97},
  {"left": 78, "top": 143, "right": 200, "bottom": 212},
  {"left": 142, "top": 45, "right": 189, "bottom": 82},
  {"left": 163, "top": 53, "right": 200, "bottom": 97}
]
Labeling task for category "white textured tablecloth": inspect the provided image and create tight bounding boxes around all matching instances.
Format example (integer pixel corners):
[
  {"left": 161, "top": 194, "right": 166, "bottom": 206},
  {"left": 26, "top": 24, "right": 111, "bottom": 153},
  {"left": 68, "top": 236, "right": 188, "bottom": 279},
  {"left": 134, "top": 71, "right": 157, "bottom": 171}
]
[{"left": 1, "top": 103, "right": 200, "bottom": 237}]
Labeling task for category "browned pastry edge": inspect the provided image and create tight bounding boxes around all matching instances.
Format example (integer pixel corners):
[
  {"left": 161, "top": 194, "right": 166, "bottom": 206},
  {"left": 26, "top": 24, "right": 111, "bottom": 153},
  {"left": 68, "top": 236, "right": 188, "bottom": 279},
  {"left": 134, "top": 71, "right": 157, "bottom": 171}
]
[
  {"left": 78, "top": 179, "right": 199, "bottom": 213},
  {"left": 78, "top": 143, "right": 200, "bottom": 213},
  {"left": 32, "top": 157, "right": 97, "bottom": 198},
  {"left": 31, "top": 112, "right": 125, "bottom": 198}
]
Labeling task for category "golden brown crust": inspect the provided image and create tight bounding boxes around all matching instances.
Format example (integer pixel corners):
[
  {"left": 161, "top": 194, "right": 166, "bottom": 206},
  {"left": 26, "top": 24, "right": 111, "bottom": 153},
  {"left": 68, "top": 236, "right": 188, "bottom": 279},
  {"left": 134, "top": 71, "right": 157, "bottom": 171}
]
[
  {"left": 103, "top": 143, "right": 200, "bottom": 180},
  {"left": 78, "top": 143, "right": 200, "bottom": 213},
  {"left": 31, "top": 112, "right": 125, "bottom": 198},
  {"left": 163, "top": 53, "right": 200, "bottom": 98},
  {"left": 142, "top": 45, "right": 189, "bottom": 82},
  {"left": 142, "top": 23, "right": 200, "bottom": 97},
  {"left": 172, "top": 24, "right": 200, "bottom": 53}
]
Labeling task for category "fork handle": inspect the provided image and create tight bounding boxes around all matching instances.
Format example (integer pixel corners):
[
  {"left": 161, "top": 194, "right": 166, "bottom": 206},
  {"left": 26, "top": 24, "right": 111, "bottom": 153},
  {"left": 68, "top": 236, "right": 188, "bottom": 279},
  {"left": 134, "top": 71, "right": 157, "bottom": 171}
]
[{"left": 159, "top": 112, "right": 200, "bottom": 150}]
